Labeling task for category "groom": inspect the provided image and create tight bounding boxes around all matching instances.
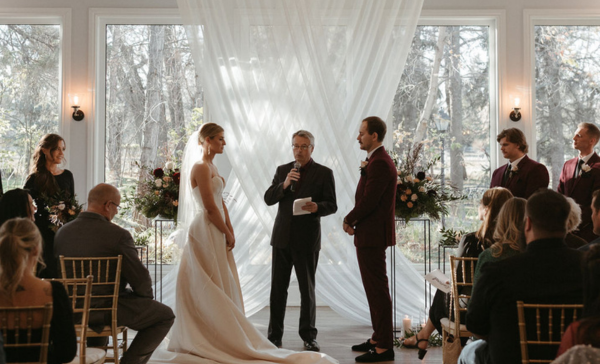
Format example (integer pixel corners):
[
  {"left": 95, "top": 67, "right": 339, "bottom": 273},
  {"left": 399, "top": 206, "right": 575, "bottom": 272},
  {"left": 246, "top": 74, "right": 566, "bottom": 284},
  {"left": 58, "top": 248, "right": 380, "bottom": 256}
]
[
  {"left": 264, "top": 130, "right": 337, "bottom": 352},
  {"left": 344, "top": 116, "right": 396, "bottom": 363}
]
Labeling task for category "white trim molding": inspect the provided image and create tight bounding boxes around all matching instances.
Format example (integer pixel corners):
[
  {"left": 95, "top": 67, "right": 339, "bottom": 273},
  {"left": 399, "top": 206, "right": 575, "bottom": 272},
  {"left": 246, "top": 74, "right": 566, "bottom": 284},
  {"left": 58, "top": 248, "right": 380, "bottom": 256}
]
[
  {"left": 418, "top": 10, "right": 506, "bottom": 170},
  {"left": 0, "top": 8, "right": 72, "bottom": 169},
  {"left": 87, "top": 8, "right": 183, "bottom": 192}
]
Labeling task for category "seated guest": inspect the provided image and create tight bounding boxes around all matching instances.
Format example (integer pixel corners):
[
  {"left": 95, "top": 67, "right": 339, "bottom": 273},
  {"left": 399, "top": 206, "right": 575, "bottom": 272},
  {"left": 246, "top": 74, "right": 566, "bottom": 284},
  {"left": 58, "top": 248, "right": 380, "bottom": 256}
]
[
  {"left": 0, "top": 218, "right": 76, "bottom": 363},
  {"left": 556, "top": 245, "right": 600, "bottom": 356},
  {"left": 473, "top": 197, "right": 526, "bottom": 286},
  {"left": 0, "top": 188, "right": 37, "bottom": 225},
  {"left": 54, "top": 183, "right": 175, "bottom": 364},
  {"left": 460, "top": 189, "right": 584, "bottom": 364},
  {"left": 565, "top": 197, "right": 587, "bottom": 249},
  {"left": 402, "top": 187, "right": 513, "bottom": 358}
]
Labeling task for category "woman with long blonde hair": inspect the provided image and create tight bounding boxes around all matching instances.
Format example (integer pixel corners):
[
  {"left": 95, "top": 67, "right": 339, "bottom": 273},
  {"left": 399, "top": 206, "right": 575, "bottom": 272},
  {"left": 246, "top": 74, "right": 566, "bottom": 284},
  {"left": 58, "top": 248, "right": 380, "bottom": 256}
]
[
  {"left": 0, "top": 218, "right": 76, "bottom": 363},
  {"left": 473, "top": 197, "right": 526, "bottom": 285}
]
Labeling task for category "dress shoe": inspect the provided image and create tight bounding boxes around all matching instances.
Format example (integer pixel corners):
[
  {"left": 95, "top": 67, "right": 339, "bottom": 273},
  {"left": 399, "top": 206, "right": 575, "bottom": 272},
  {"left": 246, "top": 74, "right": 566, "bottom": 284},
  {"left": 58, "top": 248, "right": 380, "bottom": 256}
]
[
  {"left": 351, "top": 338, "right": 376, "bottom": 352},
  {"left": 355, "top": 348, "right": 395, "bottom": 363},
  {"left": 270, "top": 339, "right": 282, "bottom": 348},
  {"left": 303, "top": 340, "right": 320, "bottom": 352}
]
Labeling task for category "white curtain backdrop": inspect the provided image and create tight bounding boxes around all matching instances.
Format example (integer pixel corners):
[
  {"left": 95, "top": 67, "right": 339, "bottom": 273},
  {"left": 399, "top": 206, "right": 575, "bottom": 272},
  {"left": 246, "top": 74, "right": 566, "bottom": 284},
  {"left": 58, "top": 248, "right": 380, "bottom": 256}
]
[{"left": 171, "top": 0, "right": 426, "bottom": 325}]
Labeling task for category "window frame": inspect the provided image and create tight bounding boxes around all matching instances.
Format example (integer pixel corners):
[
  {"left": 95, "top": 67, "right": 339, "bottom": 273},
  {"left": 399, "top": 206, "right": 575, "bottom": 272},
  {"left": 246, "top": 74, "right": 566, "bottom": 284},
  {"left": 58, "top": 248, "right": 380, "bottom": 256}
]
[
  {"left": 388, "top": 10, "right": 505, "bottom": 171},
  {"left": 525, "top": 10, "right": 600, "bottom": 162},
  {"left": 0, "top": 8, "right": 72, "bottom": 169},
  {"left": 88, "top": 8, "right": 185, "bottom": 192}
]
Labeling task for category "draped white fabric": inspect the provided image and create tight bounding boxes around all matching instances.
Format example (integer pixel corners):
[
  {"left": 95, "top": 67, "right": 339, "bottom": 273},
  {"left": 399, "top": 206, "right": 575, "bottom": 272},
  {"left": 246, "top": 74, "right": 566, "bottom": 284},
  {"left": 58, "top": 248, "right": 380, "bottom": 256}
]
[{"left": 172, "top": 0, "right": 425, "bottom": 324}]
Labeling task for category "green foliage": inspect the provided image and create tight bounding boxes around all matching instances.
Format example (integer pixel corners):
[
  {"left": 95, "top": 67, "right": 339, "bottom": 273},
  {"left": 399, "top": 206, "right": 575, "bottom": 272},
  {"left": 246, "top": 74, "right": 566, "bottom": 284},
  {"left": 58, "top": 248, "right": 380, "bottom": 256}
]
[{"left": 439, "top": 227, "right": 467, "bottom": 247}]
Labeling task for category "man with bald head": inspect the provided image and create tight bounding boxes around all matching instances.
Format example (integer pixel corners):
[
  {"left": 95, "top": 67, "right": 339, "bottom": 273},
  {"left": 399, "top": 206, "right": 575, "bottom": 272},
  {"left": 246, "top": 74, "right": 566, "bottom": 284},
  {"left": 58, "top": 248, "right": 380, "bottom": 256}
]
[{"left": 55, "top": 183, "right": 174, "bottom": 364}]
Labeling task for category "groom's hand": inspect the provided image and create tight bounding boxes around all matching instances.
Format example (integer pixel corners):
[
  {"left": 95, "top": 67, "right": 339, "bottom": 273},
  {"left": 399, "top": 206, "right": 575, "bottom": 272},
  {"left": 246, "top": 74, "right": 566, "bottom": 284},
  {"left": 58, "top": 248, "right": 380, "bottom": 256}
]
[{"left": 343, "top": 221, "right": 355, "bottom": 236}]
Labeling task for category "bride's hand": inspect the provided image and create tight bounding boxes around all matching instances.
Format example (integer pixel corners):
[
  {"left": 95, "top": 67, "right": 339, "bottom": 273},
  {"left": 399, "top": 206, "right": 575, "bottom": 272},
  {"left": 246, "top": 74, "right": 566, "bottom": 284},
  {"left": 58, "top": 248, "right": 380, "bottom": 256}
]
[{"left": 226, "top": 232, "right": 236, "bottom": 251}]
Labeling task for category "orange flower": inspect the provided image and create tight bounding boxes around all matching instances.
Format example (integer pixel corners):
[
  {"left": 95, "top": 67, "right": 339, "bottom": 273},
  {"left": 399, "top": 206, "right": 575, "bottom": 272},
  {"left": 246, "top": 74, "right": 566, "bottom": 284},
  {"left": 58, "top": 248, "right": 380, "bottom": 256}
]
[
  {"left": 400, "top": 194, "right": 407, "bottom": 201},
  {"left": 405, "top": 189, "right": 412, "bottom": 195},
  {"left": 407, "top": 202, "right": 413, "bottom": 208}
]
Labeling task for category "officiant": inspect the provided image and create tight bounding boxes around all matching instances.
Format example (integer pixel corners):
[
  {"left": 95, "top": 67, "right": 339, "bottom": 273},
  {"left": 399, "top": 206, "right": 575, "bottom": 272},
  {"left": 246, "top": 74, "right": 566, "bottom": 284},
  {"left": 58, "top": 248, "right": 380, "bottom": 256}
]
[{"left": 264, "top": 130, "right": 337, "bottom": 352}]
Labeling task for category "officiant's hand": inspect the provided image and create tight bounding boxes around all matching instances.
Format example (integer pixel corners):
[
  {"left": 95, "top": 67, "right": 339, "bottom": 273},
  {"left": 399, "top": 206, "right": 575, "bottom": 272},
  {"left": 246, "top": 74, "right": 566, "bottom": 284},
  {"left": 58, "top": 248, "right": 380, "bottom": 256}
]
[
  {"left": 301, "top": 201, "right": 318, "bottom": 213},
  {"left": 283, "top": 168, "right": 300, "bottom": 189}
]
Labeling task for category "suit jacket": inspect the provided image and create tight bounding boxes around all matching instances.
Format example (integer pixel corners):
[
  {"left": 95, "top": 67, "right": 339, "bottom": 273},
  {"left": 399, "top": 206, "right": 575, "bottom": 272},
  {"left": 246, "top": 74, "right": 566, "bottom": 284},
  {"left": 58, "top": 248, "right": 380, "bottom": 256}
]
[
  {"left": 54, "top": 211, "right": 153, "bottom": 299},
  {"left": 466, "top": 239, "right": 584, "bottom": 364},
  {"left": 558, "top": 152, "right": 600, "bottom": 241},
  {"left": 490, "top": 155, "right": 549, "bottom": 199},
  {"left": 345, "top": 146, "right": 397, "bottom": 248},
  {"left": 264, "top": 160, "right": 337, "bottom": 252}
]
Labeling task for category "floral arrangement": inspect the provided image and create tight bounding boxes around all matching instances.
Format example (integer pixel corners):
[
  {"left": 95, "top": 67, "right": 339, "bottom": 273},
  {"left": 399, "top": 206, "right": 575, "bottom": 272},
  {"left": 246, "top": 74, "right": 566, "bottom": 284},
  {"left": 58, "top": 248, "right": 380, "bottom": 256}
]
[
  {"left": 395, "top": 143, "right": 463, "bottom": 223},
  {"left": 438, "top": 227, "right": 467, "bottom": 247},
  {"left": 44, "top": 192, "right": 84, "bottom": 232},
  {"left": 129, "top": 161, "right": 180, "bottom": 221}
]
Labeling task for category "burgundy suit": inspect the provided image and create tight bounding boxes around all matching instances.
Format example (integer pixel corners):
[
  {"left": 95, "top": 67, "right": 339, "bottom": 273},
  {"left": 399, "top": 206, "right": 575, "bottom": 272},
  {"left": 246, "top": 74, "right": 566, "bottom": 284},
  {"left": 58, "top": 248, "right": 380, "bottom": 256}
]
[
  {"left": 345, "top": 146, "right": 396, "bottom": 350},
  {"left": 558, "top": 152, "right": 600, "bottom": 242},
  {"left": 489, "top": 155, "right": 549, "bottom": 199}
]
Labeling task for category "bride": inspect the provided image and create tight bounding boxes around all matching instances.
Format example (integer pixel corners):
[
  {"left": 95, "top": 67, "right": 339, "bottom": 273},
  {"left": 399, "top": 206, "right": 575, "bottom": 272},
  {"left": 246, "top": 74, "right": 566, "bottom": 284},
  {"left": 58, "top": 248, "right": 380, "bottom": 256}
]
[{"left": 152, "top": 123, "right": 337, "bottom": 364}]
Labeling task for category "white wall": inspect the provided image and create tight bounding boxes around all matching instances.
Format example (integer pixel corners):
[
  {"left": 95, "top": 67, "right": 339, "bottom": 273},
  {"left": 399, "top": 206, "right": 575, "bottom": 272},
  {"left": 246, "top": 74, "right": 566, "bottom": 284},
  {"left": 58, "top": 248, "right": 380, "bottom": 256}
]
[{"left": 3, "top": 0, "right": 600, "bottom": 197}]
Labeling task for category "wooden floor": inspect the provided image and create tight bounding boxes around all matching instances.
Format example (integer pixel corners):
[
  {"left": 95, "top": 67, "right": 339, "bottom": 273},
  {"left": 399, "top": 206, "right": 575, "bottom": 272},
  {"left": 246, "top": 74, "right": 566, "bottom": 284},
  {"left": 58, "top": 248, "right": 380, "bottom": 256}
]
[
  {"left": 126, "top": 306, "right": 443, "bottom": 363},
  {"left": 248, "top": 306, "right": 443, "bottom": 364}
]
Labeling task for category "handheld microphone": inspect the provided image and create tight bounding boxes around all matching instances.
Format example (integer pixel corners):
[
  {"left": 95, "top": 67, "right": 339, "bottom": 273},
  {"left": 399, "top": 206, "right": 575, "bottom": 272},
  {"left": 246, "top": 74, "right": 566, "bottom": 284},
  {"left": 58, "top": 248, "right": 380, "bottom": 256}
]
[{"left": 291, "top": 161, "right": 301, "bottom": 192}]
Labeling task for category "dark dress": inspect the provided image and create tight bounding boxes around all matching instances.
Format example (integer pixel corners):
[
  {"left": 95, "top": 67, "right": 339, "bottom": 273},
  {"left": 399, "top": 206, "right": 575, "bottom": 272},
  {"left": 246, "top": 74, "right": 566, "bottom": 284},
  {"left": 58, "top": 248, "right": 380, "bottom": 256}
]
[
  {"left": 24, "top": 170, "right": 75, "bottom": 278},
  {"left": 429, "top": 232, "right": 485, "bottom": 334},
  {"left": 4, "top": 281, "right": 77, "bottom": 364}
]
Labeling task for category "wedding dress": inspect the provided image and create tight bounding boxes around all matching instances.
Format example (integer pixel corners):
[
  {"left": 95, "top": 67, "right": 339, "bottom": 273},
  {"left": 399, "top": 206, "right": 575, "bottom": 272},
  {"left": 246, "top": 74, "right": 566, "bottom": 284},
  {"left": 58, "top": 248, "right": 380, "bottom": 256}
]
[{"left": 149, "top": 134, "right": 337, "bottom": 364}]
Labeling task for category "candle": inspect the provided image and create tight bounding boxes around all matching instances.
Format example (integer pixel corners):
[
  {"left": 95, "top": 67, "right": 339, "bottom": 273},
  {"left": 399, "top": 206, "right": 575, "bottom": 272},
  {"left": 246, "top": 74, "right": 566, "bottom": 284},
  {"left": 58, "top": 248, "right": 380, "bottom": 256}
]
[{"left": 403, "top": 315, "right": 412, "bottom": 334}]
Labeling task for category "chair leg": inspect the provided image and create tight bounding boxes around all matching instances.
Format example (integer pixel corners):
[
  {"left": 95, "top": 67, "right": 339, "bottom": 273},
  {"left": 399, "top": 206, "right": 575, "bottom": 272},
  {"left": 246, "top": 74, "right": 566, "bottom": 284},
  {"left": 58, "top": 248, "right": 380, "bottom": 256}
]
[
  {"left": 123, "top": 329, "right": 128, "bottom": 353},
  {"left": 113, "top": 331, "right": 119, "bottom": 364}
]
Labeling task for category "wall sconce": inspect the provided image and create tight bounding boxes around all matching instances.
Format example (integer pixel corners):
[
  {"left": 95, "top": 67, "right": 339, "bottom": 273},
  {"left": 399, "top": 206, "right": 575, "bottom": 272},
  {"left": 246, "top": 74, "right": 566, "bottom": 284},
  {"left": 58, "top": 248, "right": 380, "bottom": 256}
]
[
  {"left": 510, "top": 97, "right": 521, "bottom": 122},
  {"left": 71, "top": 94, "right": 84, "bottom": 121}
]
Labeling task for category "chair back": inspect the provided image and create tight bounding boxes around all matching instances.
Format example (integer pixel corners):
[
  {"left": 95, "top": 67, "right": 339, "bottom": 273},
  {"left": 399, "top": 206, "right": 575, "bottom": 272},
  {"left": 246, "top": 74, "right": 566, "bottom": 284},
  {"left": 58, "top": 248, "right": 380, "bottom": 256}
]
[
  {"left": 0, "top": 302, "right": 53, "bottom": 364},
  {"left": 48, "top": 276, "right": 94, "bottom": 364},
  {"left": 516, "top": 301, "right": 584, "bottom": 364},
  {"left": 449, "top": 256, "right": 478, "bottom": 334},
  {"left": 59, "top": 256, "right": 122, "bottom": 332}
]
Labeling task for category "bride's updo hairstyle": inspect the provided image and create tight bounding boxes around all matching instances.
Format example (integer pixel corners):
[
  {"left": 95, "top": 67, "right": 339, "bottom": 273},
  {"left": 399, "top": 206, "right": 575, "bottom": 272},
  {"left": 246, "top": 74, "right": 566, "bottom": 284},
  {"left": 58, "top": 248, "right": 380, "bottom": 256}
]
[
  {"left": 198, "top": 123, "right": 224, "bottom": 144},
  {"left": 0, "top": 218, "right": 44, "bottom": 300}
]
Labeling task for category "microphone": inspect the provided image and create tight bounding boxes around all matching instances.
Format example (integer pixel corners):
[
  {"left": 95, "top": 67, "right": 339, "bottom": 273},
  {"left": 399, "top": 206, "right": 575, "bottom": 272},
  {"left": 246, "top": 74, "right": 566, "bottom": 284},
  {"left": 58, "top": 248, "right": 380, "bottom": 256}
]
[{"left": 291, "top": 161, "right": 301, "bottom": 192}]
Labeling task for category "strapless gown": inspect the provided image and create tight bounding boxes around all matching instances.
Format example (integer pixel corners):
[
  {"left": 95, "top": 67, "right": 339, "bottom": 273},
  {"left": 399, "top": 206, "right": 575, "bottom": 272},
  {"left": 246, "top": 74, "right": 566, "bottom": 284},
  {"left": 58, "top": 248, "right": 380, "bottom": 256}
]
[{"left": 150, "top": 176, "right": 337, "bottom": 364}]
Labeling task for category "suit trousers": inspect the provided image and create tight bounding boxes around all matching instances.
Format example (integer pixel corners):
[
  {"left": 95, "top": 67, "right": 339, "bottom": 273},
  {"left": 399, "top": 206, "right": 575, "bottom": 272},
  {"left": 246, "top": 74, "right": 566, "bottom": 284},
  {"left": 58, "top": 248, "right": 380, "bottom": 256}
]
[
  {"left": 88, "top": 296, "right": 175, "bottom": 364},
  {"left": 356, "top": 246, "right": 393, "bottom": 350},
  {"left": 268, "top": 246, "right": 319, "bottom": 343}
]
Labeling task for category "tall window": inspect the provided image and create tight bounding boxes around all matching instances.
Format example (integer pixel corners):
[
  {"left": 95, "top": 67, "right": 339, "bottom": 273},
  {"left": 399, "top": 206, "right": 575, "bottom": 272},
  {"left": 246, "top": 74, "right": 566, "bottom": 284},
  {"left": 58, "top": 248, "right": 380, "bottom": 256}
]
[
  {"left": 534, "top": 25, "right": 600, "bottom": 188},
  {"left": 0, "top": 25, "right": 60, "bottom": 189},
  {"left": 393, "top": 24, "right": 493, "bottom": 232},
  {"left": 105, "top": 24, "right": 202, "bottom": 187}
]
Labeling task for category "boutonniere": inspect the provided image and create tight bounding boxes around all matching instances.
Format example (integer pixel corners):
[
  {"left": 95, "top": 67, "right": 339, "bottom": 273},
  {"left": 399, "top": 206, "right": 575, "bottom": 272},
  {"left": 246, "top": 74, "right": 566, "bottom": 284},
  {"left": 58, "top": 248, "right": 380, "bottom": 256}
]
[
  {"left": 510, "top": 165, "right": 519, "bottom": 176},
  {"left": 581, "top": 163, "right": 592, "bottom": 177},
  {"left": 360, "top": 160, "right": 368, "bottom": 176}
]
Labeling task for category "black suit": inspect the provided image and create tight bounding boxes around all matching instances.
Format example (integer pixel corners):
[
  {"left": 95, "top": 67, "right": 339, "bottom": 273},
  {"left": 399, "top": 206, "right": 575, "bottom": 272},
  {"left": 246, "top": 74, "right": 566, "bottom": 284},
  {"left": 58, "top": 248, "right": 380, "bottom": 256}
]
[
  {"left": 264, "top": 159, "right": 337, "bottom": 343},
  {"left": 465, "top": 239, "right": 584, "bottom": 364}
]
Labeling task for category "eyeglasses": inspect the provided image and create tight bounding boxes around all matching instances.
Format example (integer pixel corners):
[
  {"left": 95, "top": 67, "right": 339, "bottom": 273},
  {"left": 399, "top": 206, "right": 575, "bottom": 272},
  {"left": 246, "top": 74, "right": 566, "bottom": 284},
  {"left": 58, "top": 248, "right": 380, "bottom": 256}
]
[
  {"left": 108, "top": 201, "right": 121, "bottom": 211},
  {"left": 292, "top": 144, "right": 311, "bottom": 151}
]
